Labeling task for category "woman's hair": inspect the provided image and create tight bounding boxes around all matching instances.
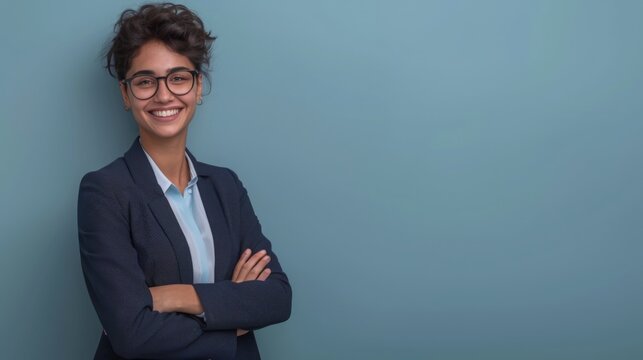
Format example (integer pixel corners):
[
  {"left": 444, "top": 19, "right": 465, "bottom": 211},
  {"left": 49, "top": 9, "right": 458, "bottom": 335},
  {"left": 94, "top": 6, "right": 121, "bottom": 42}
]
[{"left": 105, "top": 3, "right": 215, "bottom": 83}]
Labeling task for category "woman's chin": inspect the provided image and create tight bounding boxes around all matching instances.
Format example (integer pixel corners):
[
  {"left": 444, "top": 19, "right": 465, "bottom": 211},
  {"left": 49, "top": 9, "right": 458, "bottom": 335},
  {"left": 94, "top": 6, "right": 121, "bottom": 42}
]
[{"left": 139, "top": 125, "right": 188, "bottom": 141}]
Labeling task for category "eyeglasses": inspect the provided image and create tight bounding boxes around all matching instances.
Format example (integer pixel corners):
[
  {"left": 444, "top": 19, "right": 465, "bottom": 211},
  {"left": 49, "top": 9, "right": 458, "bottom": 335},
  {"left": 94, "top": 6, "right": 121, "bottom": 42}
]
[{"left": 121, "top": 70, "right": 199, "bottom": 100}]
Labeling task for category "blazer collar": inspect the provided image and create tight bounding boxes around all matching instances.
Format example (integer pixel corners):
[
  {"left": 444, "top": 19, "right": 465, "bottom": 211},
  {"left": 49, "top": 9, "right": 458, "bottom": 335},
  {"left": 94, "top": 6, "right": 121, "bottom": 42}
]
[
  {"left": 123, "top": 136, "right": 211, "bottom": 191},
  {"left": 123, "top": 137, "right": 164, "bottom": 195}
]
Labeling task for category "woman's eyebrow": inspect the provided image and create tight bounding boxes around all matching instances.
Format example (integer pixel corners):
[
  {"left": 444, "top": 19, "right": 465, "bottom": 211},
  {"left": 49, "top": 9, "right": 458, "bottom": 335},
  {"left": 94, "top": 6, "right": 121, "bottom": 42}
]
[
  {"left": 167, "top": 66, "right": 191, "bottom": 73},
  {"left": 130, "top": 67, "right": 192, "bottom": 77},
  {"left": 130, "top": 69, "right": 155, "bottom": 77}
]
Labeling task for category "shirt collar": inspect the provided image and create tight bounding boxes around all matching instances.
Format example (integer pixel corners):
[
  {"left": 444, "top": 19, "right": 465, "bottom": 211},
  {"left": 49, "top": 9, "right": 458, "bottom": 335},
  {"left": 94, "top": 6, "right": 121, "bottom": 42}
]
[{"left": 142, "top": 146, "right": 198, "bottom": 194}]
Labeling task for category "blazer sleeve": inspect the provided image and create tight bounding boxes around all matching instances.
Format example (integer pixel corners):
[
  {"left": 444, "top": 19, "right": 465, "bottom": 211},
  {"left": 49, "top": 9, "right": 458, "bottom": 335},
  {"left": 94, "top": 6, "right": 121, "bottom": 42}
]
[
  {"left": 193, "top": 169, "right": 292, "bottom": 332},
  {"left": 78, "top": 172, "right": 237, "bottom": 360}
]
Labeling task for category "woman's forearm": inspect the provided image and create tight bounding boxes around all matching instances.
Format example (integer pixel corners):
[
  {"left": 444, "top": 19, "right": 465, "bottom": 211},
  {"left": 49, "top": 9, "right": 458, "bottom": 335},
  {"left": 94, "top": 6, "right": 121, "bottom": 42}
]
[
  {"left": 149, "top": 284, "right": 249, "bottom": 337},
  {"left": 149, "top": 284, "right": 204, "bottom": 314}
]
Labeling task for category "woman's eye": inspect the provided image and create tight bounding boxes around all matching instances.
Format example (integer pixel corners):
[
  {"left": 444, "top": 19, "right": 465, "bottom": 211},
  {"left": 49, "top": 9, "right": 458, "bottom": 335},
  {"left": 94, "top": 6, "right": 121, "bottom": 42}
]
[
  {"left": 170, "top": 76, "right": 187, "bottom": 83},
  {"left": 134, "top": 78, "right": 155, "bottom": 87}
]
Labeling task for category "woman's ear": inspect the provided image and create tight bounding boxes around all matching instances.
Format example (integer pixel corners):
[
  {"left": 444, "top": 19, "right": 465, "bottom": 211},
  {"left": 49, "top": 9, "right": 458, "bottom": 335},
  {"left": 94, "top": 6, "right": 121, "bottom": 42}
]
[
  {"left": 119, "top": 82, "right": 132, "bottom": 110},
  {"left": 196, "top": 73, "right": 203, "bottom": 101}
]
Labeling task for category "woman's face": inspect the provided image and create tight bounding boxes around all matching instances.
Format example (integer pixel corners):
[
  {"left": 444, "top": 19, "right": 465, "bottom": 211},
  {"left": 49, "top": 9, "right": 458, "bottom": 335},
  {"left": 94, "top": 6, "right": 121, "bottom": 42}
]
[{"left": 120, "top": 40, "right": 203, "bottom": 141}]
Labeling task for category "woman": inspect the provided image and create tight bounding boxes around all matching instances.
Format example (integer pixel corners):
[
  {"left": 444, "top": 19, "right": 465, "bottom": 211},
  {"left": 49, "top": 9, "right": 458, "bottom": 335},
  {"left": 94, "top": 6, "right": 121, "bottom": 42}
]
[{"left": 78, "top": 3, "right": 292, "bottom": 359}]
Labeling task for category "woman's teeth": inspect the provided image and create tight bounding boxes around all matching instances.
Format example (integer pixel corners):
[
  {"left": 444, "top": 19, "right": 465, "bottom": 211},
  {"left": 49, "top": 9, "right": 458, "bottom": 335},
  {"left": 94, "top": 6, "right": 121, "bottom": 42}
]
[{"left": 151, "top": 109, "right": 180, "bottom": 117}]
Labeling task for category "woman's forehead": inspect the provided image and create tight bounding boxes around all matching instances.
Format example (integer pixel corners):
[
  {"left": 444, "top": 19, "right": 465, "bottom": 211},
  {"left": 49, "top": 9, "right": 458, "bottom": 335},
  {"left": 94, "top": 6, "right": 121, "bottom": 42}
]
[{"left": 128, "top": 40, "right": 193, "bottom": 76}]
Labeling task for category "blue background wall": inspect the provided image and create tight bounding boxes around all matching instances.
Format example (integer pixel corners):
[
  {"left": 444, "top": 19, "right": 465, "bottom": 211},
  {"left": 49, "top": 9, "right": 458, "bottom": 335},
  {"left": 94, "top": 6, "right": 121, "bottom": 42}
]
[{"left": 1, "top": 1, "right": 642, "bottom": 359}]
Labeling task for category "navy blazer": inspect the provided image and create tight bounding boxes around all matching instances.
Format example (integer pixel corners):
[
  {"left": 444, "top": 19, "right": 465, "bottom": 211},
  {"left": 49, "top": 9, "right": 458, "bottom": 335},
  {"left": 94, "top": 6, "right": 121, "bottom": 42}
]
[{"left": 78, "top": 138, "right": 292, "bottom": 360}]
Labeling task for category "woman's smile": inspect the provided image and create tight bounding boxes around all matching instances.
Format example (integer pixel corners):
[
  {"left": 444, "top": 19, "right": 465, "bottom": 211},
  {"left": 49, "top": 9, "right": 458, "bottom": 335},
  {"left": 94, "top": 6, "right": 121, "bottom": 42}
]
[{"left": 147, "top": 107, "right": 184, "bottom": 122}]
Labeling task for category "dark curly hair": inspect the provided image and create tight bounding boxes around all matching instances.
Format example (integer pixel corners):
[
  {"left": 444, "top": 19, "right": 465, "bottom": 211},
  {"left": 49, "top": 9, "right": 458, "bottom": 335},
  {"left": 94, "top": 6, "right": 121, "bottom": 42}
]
[{"left": 105, "top": 3, "right": 215, "bottom": 83}]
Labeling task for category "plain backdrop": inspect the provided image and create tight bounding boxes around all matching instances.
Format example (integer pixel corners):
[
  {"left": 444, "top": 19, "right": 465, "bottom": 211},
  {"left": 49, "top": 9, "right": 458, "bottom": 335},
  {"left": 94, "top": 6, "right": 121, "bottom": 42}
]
[{"left": 1, "top": 1, "right": 642, "bottom": 359}]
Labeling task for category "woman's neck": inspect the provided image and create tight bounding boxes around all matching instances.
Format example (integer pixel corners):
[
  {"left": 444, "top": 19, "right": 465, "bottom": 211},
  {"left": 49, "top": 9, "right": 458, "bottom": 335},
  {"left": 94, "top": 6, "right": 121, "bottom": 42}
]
[{"left": 139, "top": 132, "right": 191, "bottom": 193}]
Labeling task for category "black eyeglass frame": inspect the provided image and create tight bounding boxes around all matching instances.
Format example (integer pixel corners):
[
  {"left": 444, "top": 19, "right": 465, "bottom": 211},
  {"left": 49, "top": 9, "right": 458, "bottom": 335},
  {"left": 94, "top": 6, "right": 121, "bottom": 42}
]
[{"left": 121, "top": 70, "right": 199, "bottom": 100}]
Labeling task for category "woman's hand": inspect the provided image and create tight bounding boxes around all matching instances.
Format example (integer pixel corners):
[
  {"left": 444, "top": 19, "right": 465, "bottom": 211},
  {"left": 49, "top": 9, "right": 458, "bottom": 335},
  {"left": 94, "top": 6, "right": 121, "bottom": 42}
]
[
  {"left": 233, "top": 249, "right": 271, "bottom": 336},
  {"left": 232, "top": 249, "right": 272, "bottom": 283}
]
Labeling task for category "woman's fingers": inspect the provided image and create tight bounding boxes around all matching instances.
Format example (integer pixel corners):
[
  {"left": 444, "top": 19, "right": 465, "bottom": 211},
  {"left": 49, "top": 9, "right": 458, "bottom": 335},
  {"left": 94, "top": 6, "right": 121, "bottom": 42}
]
[
  {"left": 257, "top": 268, "right": 271, "bottom": 281},
  {"left": 238, "top": 251, "right": 268, "bottom": 282},
  {"left": 236, "top": 250, "right": 270, "bottom": 282},
  {"left": 232, "top": 249, "right": 251, "bottom": 282},
  {"left": 246, "top": 256, "right": 270, "bottom": 281}
]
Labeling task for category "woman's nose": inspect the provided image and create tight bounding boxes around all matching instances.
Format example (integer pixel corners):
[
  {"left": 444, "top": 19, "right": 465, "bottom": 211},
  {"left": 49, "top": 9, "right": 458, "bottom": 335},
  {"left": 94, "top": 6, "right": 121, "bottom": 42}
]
[{"left": 154, "top": 80, "right": 173, "bottom": 102}]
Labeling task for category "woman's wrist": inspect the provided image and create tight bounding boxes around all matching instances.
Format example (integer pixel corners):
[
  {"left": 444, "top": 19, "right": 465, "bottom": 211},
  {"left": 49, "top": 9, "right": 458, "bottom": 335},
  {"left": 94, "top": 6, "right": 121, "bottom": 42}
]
[{"left": 175, "top": 284, "right": 204, "bottom": 315}]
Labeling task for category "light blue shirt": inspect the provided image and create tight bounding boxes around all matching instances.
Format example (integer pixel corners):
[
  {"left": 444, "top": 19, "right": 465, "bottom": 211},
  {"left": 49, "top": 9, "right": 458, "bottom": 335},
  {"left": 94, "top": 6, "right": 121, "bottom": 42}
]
[{"left": 142, "top": 148, "right": 215, "bottom": 285}]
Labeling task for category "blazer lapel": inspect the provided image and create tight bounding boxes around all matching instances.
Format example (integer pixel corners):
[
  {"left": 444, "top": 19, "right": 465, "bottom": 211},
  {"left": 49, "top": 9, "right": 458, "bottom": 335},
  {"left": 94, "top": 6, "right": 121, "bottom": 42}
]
[
  {"left": 188, "top": 150, "right": 234, "bottom": 282},
  {"left": 147, "top": 198, "right": 193, "bottom": 284},
  {"left": 123, "top": 137, "right": 194, "bottom": 284}
]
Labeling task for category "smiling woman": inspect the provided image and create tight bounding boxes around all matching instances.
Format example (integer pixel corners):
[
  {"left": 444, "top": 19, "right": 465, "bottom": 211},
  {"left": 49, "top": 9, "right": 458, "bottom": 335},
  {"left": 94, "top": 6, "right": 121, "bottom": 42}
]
[
  {"left": 119, "top": 40, "right": 202, "bottom": 142},
  {"left": 77, "top": 3, "right": 292, "bottom": 360}
]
